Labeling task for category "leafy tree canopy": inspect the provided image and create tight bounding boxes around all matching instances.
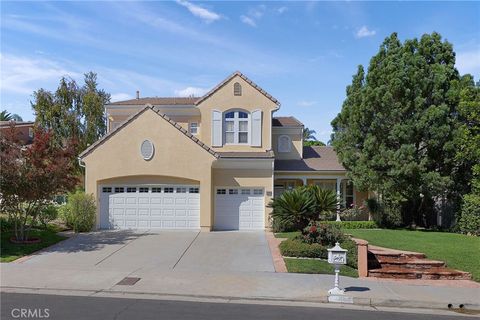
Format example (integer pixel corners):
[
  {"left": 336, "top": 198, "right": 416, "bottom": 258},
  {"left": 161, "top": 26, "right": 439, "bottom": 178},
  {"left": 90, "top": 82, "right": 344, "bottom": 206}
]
[
  {"left": 0, "top": 125, "right": 78, "bottom": 241},
  {"left": 331, "top": 32, "right": 477, "bottom": 227},
  {"left": 31, "top": 72, "right": 110, "bottom": 170}
]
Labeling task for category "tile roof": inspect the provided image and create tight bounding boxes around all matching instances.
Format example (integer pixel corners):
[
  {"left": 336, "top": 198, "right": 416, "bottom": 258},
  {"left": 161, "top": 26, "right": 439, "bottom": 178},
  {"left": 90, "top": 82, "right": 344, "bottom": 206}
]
[
  {"left": 272, "top": 116, "right": 303, "bottom": 127},
  {"left": 108, "top": 97, "right": 198, "bottom": 106},
  {"left": 274, "top": 146, "right": 345, "bottom": 172},
  {"left": 217, "top": 151, "right": 275, "bottom": 159},
  {"left": 194, "top": 71, "right": 281, "bottom": 106},
  {"left": 0, "top": 121, "right": 35, "bottom": 128},
  {"left": 79, "top": 105, "right": 219, "bottom": 159}
]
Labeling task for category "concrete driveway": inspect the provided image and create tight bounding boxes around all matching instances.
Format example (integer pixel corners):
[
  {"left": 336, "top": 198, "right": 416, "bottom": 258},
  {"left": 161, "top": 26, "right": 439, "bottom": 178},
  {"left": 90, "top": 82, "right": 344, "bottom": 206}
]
[{"left": 19, "top": 230, "right": 275, "bottom": 273}]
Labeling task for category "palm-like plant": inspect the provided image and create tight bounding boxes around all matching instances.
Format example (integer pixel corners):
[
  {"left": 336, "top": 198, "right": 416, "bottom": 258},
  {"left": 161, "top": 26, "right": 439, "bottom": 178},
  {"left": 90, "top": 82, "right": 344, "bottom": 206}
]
[
  {"left": 269, "top": 188, "right": 315, "bottom": 230},
  {"left": 307, "top": 185, "right": 338, "bottom": 220},
  {"left": 303, "top": 127, "right": 317, "bottom": 141},
  {"left": 0, "top": 110, "right": 22, "bottom": 121},
  {"left": 0, "top": 110, "right": 12, "bottom": 121}
]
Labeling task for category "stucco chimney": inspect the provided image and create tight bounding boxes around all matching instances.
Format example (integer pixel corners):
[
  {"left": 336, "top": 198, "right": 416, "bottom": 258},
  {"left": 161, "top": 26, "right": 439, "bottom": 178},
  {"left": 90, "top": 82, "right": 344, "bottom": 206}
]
[{"left": 136, "top": 90, "right": 140, "bottom": 99}]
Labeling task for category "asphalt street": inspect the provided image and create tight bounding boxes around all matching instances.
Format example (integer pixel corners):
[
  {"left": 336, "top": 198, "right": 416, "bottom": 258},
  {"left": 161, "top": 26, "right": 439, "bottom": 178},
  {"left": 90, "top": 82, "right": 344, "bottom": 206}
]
[{"left": 1, "top": 292, "right": 473, "bottom": 320}]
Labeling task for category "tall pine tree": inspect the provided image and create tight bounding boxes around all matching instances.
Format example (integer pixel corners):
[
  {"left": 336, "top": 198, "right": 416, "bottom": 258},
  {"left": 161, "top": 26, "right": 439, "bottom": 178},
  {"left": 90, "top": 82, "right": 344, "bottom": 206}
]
[{"left": 331, "top": 32, "right": 464, "bottom": 227}]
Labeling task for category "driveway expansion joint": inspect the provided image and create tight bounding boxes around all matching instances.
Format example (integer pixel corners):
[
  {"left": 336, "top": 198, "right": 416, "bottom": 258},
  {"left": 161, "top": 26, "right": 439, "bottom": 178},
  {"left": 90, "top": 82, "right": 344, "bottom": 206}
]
[{"left": 172, "top": 231, "right": 201, "bottom": 270}]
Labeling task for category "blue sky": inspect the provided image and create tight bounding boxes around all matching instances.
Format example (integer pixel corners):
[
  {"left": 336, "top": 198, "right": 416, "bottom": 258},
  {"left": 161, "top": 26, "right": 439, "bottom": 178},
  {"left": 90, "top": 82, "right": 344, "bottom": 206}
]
[{"left": 1, "top": 1, "right": 479, "bottom": 143}]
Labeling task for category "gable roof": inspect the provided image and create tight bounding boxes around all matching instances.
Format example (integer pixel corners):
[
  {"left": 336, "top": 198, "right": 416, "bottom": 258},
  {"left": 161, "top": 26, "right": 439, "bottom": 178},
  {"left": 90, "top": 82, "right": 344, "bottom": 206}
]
[
  {"left": 79, "top": 106, "right": 276, "bottom": 160},
  {"left": 274, "top": 146, "right": 345, "bottom": 172},
  {"left": 108, "top": 97, "right": 197, "bottom": 106},
  {"left": 194, "top": 71, "right": 281, "bottom": 106},
  {"left": 79, "top": 105, "right": 219, "bottom": 159},
  {"left": 272, "top": 116, "right": 303, "bottom": 127}
]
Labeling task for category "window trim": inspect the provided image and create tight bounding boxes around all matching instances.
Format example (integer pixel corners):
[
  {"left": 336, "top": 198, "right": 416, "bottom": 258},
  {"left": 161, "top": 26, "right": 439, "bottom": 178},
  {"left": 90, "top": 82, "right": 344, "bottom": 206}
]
[
  {"left": 278, "top": 135, "right": 292, "bottom": 153},
  {"left": 223, "top": 110, "right": 250, "bottom": 145},
  {"left": 234, "top": 82, "right": 242, "bottom": 96},
  {"left": 189, "top": 122, "right": 199, "bottom": 135}
]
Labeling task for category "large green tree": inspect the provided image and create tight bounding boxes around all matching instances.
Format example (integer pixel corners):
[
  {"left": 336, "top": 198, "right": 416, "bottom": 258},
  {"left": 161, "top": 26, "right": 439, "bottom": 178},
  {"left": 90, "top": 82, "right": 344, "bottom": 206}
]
[
  {"left": 331, "top": 32, "right": 467, "bottom": 227},
  {"left": 32, "top": 72, "right": 110, "bottom": 167}
]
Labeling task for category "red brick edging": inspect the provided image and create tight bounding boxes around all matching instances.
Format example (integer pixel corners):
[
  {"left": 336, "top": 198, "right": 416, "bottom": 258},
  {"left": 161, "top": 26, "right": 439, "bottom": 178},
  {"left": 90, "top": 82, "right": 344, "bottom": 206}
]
[{"left": 265, "top": 231, "right": 288, "bottom": 273}]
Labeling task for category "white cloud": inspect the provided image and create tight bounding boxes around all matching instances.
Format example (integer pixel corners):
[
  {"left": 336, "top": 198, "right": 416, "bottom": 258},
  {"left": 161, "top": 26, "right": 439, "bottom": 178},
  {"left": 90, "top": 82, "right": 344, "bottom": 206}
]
[
  {"left": 355, "top": 25, "right": 376, "bottom": 38},
  {"left": 277, "top": 6, "right": 288, "bottom": 14},
  {"left": 249, "top": 5, "right": 266, "bottom": 19},
  {"left": 111, "top": 93, "right": 133, "bottom": 102},
  {"left": 240, "top": 15, "right": 256, "bottom": 27},
  {"left": 176, "top": 0, "right": 221, "bottom": 23},
  {"left": 174, "top": 86, "right": 209, "bottom": 97},
  {"left": 456, "top": 48, "right": 480, "bottom": 76},
  {"left": 297, "top": 100, "right": 317, "bottom": 107},
  {"left": 0, "top": 53, "right": 80, "bottom": 95}
]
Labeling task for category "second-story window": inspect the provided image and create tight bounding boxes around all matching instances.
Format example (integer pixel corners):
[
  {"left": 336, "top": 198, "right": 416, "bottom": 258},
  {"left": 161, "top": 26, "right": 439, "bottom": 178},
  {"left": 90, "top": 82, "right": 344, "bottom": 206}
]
[
  {"left": 189, "top": 122, "right": 198, "bottom": 135},
  {"left": 278, "top": 135, "right": 292, "bottom": 153},
  {"left": 225, "top": 111, "right": 249, "bottom": 144}
]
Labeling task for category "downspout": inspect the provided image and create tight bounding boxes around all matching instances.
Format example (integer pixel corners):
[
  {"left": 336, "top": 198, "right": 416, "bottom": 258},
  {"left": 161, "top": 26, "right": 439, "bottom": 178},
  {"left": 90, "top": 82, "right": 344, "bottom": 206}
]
[{"left": 78, "top": 157, "right": 86, "bottom": 191}]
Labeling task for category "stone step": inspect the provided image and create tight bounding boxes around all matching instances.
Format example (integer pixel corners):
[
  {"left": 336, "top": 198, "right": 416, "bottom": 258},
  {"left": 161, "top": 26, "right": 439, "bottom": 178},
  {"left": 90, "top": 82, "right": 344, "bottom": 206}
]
[
  {"left": 369, "top": 267, "right": 472, "bottom": 280},
  {"left": 368, "top": 246, "right": 426, "bottom": 260},
  {"left": 371, "top": 257, "right": 446, "bottom": 269}
]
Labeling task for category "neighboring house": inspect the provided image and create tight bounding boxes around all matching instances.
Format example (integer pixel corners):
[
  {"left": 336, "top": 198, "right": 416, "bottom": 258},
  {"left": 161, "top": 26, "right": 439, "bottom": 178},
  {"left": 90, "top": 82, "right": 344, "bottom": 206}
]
[
  {"left": 79, "top": 71, "right": 367, "bottom": 231},
  {"left": 0, "top": 121, "right": 35, "bottom": 145}
]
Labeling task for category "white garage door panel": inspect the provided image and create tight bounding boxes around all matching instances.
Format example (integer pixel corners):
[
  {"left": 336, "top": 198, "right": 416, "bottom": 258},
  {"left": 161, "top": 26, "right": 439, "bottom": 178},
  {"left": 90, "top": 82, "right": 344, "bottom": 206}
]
[
  {"left": 214, "top": 188, "right": 265, "bottom": 230},
  {"left": 100, "top": 185, "right": 200, "bottom": 230}
]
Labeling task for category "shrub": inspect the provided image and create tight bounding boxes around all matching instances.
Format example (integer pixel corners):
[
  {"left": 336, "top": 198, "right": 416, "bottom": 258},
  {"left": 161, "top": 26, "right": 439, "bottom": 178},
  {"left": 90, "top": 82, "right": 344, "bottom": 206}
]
[
  {"left": 271, "top": 216, "right": 297, "bottom": 233},
  {"left": 324, "top": 221, "right": 378, "bottom": 229},
  {"left": 341, "top": 239, "right": 358, "bottom": 269},
  {"left": 279, "top": 239, "right": 326, "bottom": 258},
  {"left": 269, "top": 188, "right": 315, "bottom": 231},
  {"left": 306, "top": 186, "right": 338, "bottom": 221},
  {"left": 368, "top": 198, "right": 402, "bottom": 228},
  {"left": 37, "top": 203, "right": 59, "bottom": 229},
  {"left": 61, "top": 191, "right": 96, "bottom": 232},
  {"left": 0, "top": 215, "right": 14, "bottom": 232},
  {"left": 457, "top": 194, "right": 480, "bottom": 235},
  {"left": 279, "top": 238, "right": 358, "bottom": 269},
  {"left": 302, "top": 223, "right": 346, "bottom": 246},
  {"left": 340, "top": 205, "right": 369, "bottom": 221}
]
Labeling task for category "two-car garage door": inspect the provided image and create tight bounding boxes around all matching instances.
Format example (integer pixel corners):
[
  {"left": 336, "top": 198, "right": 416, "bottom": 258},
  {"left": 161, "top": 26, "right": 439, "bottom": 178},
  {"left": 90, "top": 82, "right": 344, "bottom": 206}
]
[
  {"left": 99, "top": 185, "right": 200, "bottom": 229},
  {"left": 99, "top": 185, "right": 265, "bottom": 230}
]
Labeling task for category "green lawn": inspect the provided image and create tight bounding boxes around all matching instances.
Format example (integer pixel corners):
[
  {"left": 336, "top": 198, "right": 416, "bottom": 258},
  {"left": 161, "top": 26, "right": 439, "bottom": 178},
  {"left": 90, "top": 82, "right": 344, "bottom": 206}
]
[
  {"left": 275, "top": 231, "right": 300, "bottom": 240},
  {"left": 284, "top": 258, "right": 358, "bottom": 277},
  {"left": 346, "top": 229, "right": 480, "bottom": 282},
  {"left": 1, "top": 227, "right": 67, "bottom": 262}
]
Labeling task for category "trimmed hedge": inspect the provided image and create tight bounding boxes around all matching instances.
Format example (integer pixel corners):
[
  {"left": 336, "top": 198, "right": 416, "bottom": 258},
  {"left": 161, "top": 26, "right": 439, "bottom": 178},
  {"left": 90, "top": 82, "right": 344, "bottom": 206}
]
[
  {"left": 324, "top": 221, "right": 378, "bottom": 229},
  {"left": 279, "top": 238, "right": 358, "bottom": 269},
  {"left": 279, "top": 239, "right": 326, "bottom": 258}
]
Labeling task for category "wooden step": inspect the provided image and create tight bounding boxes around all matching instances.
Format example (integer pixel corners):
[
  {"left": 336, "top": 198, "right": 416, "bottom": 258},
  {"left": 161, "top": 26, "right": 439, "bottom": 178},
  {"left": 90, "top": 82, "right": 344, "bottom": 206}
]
[{"left": 369, "top": 267, "right": 472, "bottom": 280}]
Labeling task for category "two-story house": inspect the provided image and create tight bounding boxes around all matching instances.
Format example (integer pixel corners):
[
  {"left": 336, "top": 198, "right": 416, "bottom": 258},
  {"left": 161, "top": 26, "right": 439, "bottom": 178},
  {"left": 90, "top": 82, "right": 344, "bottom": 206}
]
[{"left": 79, "top": 71, "right": 367, "bottom": 231}]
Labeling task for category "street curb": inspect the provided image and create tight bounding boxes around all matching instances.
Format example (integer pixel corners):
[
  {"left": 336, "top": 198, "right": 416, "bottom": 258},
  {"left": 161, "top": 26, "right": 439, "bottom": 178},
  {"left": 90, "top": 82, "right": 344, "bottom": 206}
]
[{"left": 2, "top": 285, "right": 479, "bottom": 312}]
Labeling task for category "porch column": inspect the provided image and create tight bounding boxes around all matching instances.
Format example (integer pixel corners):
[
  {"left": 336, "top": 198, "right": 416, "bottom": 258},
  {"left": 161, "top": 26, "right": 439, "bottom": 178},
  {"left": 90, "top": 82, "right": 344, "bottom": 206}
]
[
  {"left": 336, "top": 178, "right": 342, "bottom": 221},
  {"left": 301, "top": 177, "right": 307, "bottom": 186}
]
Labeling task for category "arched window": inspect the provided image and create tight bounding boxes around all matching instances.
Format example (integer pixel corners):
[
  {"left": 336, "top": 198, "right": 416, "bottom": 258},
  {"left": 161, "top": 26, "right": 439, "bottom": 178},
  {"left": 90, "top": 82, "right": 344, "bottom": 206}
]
[
  {"left": 278, "top": 135, "right": 291, "bottom": 153},
  {"left": 234, "top": 82, "right": 242, "bottom": 96},
  {"left": 224, "top": 110, "right": 249, "bottom": 144}
]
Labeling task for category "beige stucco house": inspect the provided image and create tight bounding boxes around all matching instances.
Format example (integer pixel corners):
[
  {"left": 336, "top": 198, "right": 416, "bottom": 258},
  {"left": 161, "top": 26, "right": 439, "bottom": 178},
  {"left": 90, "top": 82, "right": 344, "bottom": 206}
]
[{"left": 79, "top": 71, "right": 367, "bottom": 231}]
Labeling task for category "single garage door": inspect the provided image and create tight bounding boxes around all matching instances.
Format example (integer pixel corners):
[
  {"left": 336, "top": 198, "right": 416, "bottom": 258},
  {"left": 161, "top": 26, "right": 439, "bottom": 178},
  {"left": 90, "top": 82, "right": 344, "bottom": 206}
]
[
  {"left": 214, "top": 188, "right": 265, "bottom": 230},
  {"left": 99, "top": 185, "right": 200, "bottom": 229}
]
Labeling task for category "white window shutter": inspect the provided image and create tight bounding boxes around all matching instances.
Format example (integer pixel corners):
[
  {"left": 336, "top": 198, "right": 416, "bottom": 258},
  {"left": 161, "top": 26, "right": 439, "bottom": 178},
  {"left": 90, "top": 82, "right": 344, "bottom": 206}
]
[
  {"left": 251, "top": 110, "right": 262, "bottom": 147},
  {"left": 212, "top": 110, "right": 222, "bottom": 146}
]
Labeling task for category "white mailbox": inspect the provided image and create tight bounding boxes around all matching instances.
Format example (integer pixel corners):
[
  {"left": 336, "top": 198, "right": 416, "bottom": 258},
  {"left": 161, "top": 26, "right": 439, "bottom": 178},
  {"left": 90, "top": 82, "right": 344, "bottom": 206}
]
[
  {"left": 327, "top": 242, "right": 348, "bottom": 296},
  {"left": 328, "top": 242, "right": 347, "bottom": 265}
]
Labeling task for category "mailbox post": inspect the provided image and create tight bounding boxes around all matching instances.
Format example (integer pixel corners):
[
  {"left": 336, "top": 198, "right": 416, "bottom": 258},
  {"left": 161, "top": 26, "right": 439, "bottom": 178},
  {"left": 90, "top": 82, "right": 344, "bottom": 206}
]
[{"left": 327, "top": 242, "right": 347, "bottom": 295}]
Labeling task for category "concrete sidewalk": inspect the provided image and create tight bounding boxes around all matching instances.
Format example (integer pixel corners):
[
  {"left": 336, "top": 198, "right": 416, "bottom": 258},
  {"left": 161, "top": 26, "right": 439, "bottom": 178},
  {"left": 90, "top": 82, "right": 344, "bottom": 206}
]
[{"left": 1, "top": 263, "right": 479, "bottom": 311}]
